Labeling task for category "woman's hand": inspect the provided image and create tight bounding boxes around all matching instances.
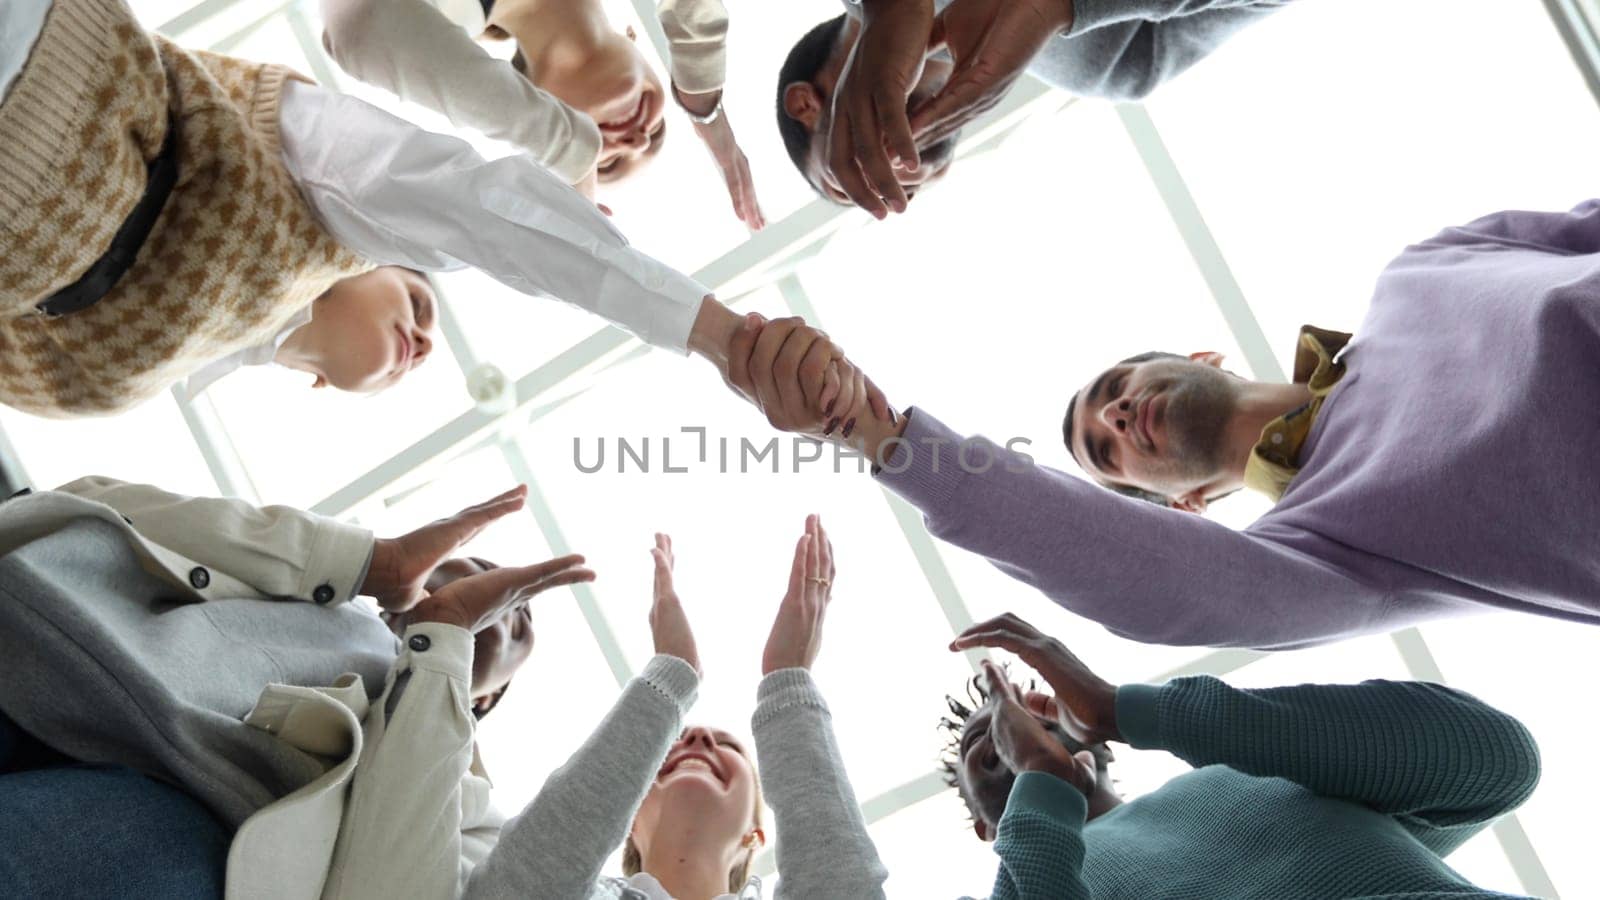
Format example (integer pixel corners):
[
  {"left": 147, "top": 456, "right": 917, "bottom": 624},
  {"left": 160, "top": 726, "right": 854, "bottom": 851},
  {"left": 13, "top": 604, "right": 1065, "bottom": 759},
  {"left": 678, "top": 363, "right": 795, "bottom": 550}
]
[
  {"left": 650, "top": 533, "right": 701, "bottom": 673},
  {"left": 405, "top": 554, "right": 594, "bottom": 633},
  {"left": 364, "top": 485, "right": 528, "bottom": 613},
  {"left": 952, "top": 613, "right": 1122, "bottom": 745},
  {"left": 678, "top": 87, "right": 766, "bottom": 231},
  {"left": 762, "top": 515, "right": 836, "bottom": 674}
]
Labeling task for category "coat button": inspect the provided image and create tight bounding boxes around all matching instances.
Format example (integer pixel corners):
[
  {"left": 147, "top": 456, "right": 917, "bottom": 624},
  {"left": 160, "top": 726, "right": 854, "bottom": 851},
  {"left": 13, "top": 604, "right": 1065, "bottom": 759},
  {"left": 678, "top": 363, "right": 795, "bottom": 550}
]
[
  {"left": 188, "top": 567, "right": 210, "bottom": 589},
  {"left": 408, "top": 634, "right": 431, "bottom": 652},
  {"left": 313, "top": 584, "right": 335, "bottom": 605}
]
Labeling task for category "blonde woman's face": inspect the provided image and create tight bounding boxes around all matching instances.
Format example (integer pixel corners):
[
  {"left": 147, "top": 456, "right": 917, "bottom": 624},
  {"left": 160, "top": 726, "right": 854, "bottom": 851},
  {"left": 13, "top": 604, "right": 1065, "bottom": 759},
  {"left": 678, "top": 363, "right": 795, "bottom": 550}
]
[{"left": 631, "top": 725, "right": 761, "bottom": 862}]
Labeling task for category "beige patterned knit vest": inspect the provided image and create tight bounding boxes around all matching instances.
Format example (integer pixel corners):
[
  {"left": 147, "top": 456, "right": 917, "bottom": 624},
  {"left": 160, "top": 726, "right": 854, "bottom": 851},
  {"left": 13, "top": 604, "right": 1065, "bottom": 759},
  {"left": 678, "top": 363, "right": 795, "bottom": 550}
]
[{"left": 0, "top": 0, "right": 371, "bottom": 417}]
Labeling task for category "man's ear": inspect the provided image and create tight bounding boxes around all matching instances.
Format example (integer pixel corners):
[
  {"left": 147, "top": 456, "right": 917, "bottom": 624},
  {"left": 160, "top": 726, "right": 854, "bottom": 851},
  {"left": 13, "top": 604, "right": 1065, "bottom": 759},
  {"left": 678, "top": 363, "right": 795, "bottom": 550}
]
[
  {"left": 1170, "top": 489, "right": 1208, "bottom": 514},
  {"left": 311, "top": 374, "right": 328, "bottom": 389},
  {"left": 973, "top": 819, "right": 993, "bottom": 842},
  {"left": 743, "top": 827, "right": 766, "bottom": 849},
  {"left": 1189, "top": 351, "right": 1225, "bottom": 368},
  {"left": 783, "top": 82, "right": 825, "bottom": 130}
]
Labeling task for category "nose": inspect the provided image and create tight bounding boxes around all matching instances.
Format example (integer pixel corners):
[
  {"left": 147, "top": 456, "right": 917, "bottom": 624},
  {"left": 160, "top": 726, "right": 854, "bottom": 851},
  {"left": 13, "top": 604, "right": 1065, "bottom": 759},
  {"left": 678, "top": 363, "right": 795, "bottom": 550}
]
[
  {"left": 680, "top": 726, "right": 716, "bottom": 749},
  {"left": 410, "top": 330, "right": 432, "bottom": 368},
  {"left": 1097, "top": 396, "right": 1133, "bottom": 435}
]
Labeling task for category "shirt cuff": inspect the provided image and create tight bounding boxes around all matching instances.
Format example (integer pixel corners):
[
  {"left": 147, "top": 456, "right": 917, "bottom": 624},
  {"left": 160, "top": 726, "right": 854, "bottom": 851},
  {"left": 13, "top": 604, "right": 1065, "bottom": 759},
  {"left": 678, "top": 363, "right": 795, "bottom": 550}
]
[
  {"left": 596, "top": 265, "right": 709, "bottom": 354},
  {"left": 299, "top": 517, "right": 375, "bottom": 605},
  {"left": 871, "top": 408, "right": 967, "bottom": 515},
  {"left": 400, "top": 622, "right": 475, "bottom": 680},
  {"left": 640, "top": 654, "right": 701, "bottom": 714},
  {"left": 1004, "top": 770, "right": 1089, "bottom": 825},
  {"left": 1115, "top": 683, "right": 1164, "bottom": 751},
  {"left": 543, "top": 116, "right": 603, "bottom": 186},
  {"left": 751, "top": 668, "right": 829, "bottom": 730}
]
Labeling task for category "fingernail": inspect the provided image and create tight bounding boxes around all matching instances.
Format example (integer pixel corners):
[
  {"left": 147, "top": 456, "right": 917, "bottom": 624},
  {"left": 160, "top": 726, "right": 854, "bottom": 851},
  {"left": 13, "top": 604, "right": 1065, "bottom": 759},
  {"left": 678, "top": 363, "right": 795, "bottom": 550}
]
[
  {"left": 824, "top": 398, "right": 836, "bottom": 417},
  {"left": 823, "top": 417, "right": 840, "bottom": 436},
  {"left": 843, "top": 418, "right": 857, "bottom": 438},
  {"left": 743, "top": 313, "right": 760, "bottom": 331}
]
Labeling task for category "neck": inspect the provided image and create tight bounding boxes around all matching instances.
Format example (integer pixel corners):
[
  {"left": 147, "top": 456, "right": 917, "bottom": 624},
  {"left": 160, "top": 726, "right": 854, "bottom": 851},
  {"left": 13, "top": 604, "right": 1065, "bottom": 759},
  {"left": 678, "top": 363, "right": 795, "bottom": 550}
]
[
  {"left": 490, "top": 0, "right": 608, "bottom": 75},
  {"left": 1224, "top": 379, "right": 1313, "bottom": 469},
  {"left": 272, "top": 322, "right": 323, "bottom": 380},
  {"left": 638, "top": 839, "right": 734, "bottom": 900}
]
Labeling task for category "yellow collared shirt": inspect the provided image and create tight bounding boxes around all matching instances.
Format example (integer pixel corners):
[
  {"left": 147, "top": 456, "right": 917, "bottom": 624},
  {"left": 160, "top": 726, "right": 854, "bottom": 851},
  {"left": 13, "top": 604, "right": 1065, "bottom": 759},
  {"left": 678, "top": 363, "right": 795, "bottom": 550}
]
[{"left": 1242, "top": 325, "right": 1352, "bottom": 502}]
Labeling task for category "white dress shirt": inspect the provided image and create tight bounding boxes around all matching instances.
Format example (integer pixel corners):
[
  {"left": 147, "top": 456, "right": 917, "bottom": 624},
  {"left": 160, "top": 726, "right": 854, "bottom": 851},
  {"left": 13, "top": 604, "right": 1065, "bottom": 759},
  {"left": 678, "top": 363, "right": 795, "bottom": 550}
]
[
  {"left": 0, "top": 0, "right": 50, "bottom": 103},
  {"left": 277, "top": 79, "right": 709, "bottom": 354},
  {"left": 175, "top": 306, "right": 310, "bottom": 401}
]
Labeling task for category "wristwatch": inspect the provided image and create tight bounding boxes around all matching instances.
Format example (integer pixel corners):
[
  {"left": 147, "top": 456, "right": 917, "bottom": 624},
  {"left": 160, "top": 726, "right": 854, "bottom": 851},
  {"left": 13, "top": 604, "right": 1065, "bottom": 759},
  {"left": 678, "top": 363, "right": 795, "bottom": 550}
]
[{"left": 674, "top": 83, "right": 722, "bottom": 126}]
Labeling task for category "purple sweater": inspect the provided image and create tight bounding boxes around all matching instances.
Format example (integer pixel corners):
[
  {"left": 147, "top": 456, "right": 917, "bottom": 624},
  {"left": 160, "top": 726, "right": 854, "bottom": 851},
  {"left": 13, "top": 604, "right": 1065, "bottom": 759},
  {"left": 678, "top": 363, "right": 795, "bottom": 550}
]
[{"left": 878, "top": 201, "right": 1600, "bottom": 649}]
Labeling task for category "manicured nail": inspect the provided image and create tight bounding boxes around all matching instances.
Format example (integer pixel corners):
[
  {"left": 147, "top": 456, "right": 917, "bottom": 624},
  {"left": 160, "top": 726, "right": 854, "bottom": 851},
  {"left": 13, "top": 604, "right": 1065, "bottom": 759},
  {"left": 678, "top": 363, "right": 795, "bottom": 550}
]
[
  {"left": 824, "top": 398, "right": 836, "bottom": 417},
  {"left": 842, "top": 418, "right": 857, "bottom": 438},
  {"left": 823, "top": 417, "right": 840, "bottom": 436}
]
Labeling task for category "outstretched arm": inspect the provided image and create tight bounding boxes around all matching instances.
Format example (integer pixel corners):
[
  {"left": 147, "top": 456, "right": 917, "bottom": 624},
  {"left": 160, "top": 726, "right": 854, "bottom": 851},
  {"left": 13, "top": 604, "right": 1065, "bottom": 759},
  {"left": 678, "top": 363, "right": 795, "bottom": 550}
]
[
  {"left": 319, "top": 0, "right": 599, "bottom": 185},
  {"left": 1119, "top": 676, "right": 1541, "bottom": 857},
  {"left": 276, "top": 79, "right": 708, "bottom": 353},
  {"left": 862, "top": 409, "right": 1400, "bottom": 649}
]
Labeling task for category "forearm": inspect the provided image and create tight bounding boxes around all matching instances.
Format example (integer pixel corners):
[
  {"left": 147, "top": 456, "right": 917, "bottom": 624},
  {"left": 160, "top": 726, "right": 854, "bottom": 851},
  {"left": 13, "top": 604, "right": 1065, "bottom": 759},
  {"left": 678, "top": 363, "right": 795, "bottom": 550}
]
[
  {"left": 1052, "top": 0, "right": 1289, "bottom": 101},
  {"left": 319, "top": 0, "right": 599, "bottom": 183},
  {"left": 278, "top": 81, "right": 708, "bottom": 352},
  {"left": 1119, "top": 677, "right": 1541, "bottom": 855},
  {"left": 54, "top": 476, "right": 371, "bottom": 603},
  {"left": 988, "top": 772, "right": 1093, "bottom": 900},
  {"left": 752, "top": 670, "right": 888, "bottom": 900},
  {"left": 870, "top": 410, "right": 1382, "bottom": 649},
  {"left": 322, "top": 623, "right": 477, "bottom": 900},
  {"left": 658, "top": 0, "right": 728, "bottom": 95},
  {"left": 464, "top": 655, "right": 698, "bottom": 900}
]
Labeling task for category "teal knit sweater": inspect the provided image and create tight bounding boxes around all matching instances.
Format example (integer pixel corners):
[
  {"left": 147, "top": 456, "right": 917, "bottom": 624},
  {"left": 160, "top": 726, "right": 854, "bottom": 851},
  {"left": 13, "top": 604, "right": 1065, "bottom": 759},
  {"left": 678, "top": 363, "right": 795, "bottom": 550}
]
[{"left": 983, "top": 678, "right": 1542, "bottom": 899}]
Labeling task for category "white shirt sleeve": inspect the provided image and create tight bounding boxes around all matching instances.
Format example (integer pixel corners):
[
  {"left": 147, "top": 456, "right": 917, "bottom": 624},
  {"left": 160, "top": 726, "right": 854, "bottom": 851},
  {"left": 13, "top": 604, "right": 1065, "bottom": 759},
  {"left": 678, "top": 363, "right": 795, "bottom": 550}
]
[
  {"left": 318, "top": 0, "right": 601, "bottom": 185},
  {"left": 657, "top": 0, "right": 729, "bottom": 95},
  {"left": 0, "top": 0, "right": 52, "bottom": 103},
  {"left": 277, "top": 79, "right": 709, "bottom": 354}
]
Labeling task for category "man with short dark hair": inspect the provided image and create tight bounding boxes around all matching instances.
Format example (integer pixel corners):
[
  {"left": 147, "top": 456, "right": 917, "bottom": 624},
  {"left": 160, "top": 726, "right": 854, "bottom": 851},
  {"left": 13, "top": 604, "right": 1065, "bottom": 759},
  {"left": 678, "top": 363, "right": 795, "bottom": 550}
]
[
  {"left": 931, "top": 612, "right": 1541, "bottom": 899},
  {"left": 777, "top": 0, "right": 1291, "bottom": 216},
  {"left": 730, "top": 200, "right": 1600, "bottom": 649}
]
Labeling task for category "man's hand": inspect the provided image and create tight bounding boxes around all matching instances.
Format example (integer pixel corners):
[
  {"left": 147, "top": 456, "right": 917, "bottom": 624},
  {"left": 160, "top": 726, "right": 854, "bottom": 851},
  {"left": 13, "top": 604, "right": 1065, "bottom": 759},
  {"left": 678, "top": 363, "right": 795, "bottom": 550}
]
[
  {"left": 365, "top": 486, "right": 529, "bottom": 614},
  {"left": 953, "top": 613, "right": 1122, "bottom": 745},
  {"left": 762, "top": 515, "right": 835, "bottom": 674},
  {"left": 405, "top": 553, "right": 594, "bottom": 632},
  {"left": 725, "top": 314, "right": 892, "bottom": 439},
  {"left": 650, "top": 533, "right": 701, "bottom": 673},
  {"left": 983, "top": 660, "right": 1099, "bottom": 792},
  {"left": 678, "top": 87, "right": 766, "bottom": 230},
  {"left": 910, "top": 0, "right": 1074, "bottom": 149},
  {"left": 826, "top": 0, "right": 938, "bottom": 218}
]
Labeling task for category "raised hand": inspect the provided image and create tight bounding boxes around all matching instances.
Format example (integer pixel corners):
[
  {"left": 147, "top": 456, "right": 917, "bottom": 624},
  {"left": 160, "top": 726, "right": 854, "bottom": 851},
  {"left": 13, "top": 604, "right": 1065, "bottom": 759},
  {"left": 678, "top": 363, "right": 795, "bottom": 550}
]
[
  {"left": 952, "top": 613, "right": 1122, "bottom": 745},
  {"left": 650, "top": 533, "right": 701, "bottom": 673},
  {"left": 364, "top": 485, "right": 529, "bottom": 614},
  {"left": 909, "top": 0, "right": 1074, "bottom": 150},
  {"left": 404, "top": 553, "right": 594, "bottom": 632},
  {"left": 762, "top": 515, "right": 835, "bottom": 674},
  {"left": 982, "top": 659, "right": 1099, "bottom": 792},
  {"left": 825, "top": 0, "right": 938, "bottom": 218}
]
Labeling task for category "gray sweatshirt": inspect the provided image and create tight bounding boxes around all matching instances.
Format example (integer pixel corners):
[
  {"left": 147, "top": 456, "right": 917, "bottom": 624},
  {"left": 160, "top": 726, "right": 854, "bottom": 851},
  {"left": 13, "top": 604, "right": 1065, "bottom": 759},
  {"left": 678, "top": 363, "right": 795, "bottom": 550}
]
[{"left": 465, "top": 664, "right": 889, "bottom": 900}]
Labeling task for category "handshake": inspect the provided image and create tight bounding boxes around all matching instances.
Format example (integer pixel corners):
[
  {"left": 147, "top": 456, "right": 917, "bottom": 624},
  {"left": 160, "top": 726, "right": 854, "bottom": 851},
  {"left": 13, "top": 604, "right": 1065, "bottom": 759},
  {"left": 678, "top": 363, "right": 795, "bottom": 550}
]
[{"left": 698, "top": 307, "right": 904, "bottom": 460}]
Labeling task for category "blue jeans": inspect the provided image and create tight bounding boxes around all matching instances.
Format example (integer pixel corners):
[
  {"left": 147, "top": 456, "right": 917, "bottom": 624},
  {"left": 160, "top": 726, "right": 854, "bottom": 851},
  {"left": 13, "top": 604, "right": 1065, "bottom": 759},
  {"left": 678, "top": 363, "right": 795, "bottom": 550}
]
[{"left": 0, "top": 711, "right": 229, "bottom": 899}]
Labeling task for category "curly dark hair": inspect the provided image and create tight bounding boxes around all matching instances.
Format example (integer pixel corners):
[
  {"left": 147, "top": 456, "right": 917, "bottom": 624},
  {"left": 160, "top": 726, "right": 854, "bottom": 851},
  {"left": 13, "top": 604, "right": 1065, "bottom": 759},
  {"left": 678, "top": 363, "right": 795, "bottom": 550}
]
[{"left": 938, "top": 671, "right": 1112, "bottom": 824}]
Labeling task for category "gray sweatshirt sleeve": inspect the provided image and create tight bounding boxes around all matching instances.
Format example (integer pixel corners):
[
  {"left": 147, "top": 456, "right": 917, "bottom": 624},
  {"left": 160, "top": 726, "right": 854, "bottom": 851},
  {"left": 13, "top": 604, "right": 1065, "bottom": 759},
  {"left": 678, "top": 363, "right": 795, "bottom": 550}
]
[
  {"left": 462, "top": 655, "right": 699, "bottom": 900},
  {"left": 751, "top": 669, "right": 888, "bottom": 900},
  {"left": 1045, "top": 0, "right": 1292, "bottom": 100}
]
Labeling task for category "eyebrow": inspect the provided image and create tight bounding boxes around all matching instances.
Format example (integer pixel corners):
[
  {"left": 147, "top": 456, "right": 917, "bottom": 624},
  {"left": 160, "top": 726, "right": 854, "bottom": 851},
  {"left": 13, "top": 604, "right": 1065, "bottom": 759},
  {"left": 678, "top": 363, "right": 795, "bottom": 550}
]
[{"left": 1072, "top": 369, "right": 1116, "bottom": 473}]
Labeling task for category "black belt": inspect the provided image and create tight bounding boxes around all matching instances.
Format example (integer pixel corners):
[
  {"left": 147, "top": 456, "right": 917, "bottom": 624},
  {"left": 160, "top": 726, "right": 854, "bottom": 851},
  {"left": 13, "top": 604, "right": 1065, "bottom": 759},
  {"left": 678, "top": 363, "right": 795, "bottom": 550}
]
[{"left": 34, "top": 128, "right": 179, "bottom": 319}]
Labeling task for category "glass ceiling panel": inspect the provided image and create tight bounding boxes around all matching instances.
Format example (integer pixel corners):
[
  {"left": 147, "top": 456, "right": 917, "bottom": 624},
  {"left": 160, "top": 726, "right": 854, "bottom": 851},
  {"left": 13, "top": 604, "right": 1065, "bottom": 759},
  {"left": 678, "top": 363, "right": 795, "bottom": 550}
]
[
  {"left": 4, "top": 0, "right": 1587, "bottom": 895},
  {"left": 1145, "top": 0, "right": 1600, "bottom": 376}
]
